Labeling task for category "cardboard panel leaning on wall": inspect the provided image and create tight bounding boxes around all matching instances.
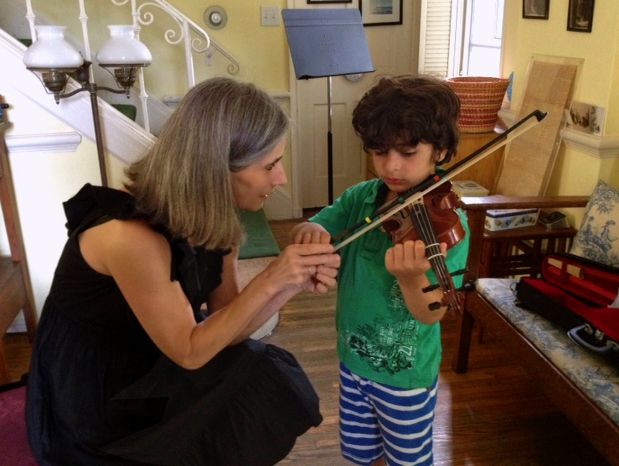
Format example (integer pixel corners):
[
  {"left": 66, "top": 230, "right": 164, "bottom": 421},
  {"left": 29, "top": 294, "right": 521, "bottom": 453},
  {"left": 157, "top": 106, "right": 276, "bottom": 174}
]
[{"left": 495, "top": 55, "right": 580, "bottom": 197}]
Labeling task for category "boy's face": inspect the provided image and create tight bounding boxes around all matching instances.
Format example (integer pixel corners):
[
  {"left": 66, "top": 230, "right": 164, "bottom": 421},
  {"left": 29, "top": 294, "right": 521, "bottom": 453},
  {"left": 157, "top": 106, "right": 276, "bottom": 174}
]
[{"left": 370, "top": 142, "right": 447, "bottom": 196}]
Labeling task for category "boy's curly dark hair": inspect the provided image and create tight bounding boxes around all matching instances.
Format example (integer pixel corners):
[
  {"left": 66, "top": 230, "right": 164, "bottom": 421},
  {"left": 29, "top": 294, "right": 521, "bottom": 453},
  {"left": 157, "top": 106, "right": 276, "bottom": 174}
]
[{"left": 352, "top": 75, "right": 460, "bottom": 165}]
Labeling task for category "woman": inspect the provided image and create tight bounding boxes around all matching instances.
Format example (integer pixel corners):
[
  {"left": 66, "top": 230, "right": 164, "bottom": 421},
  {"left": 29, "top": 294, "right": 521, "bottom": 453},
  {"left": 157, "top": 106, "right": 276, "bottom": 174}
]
[{"left": 26, "top": 77, "right": 340, "bottom": 465}]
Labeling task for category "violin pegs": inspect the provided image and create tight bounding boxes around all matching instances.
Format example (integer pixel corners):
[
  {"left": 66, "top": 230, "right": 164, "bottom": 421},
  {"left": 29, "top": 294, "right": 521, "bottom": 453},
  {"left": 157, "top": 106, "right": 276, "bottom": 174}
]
[
  {"left": 450, "top": 268, "right": 467, "bottom": 277},
  {"left": 422, "top": 283, "right": 441, "bottom": 293},
  {"left": 428, "top": 301, "right": 443, "bottom": 311}
]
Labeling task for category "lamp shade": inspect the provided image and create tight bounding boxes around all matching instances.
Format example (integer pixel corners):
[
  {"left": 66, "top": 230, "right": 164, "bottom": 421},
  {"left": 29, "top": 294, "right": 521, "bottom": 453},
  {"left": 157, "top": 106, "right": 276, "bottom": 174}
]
[
  {"left": 96, "top": 25, "right": 152, "bottom": 66},
  {"left": 23, "top": 25, "right": 83, "bottom": 70}
]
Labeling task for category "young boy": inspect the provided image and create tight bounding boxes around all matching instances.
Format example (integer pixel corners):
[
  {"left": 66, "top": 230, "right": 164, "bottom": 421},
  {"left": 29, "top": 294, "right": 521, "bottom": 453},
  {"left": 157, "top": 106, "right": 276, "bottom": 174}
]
[{"left": 291, "top": 75, "right": 470, "bottom": 466}]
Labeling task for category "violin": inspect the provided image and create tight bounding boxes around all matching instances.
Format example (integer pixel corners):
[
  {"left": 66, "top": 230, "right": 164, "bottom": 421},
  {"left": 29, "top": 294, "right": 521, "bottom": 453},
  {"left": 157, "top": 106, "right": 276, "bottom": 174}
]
[
  {"left": 381, "top": 181, "right": 465, "bottom": 247},
  {"left": 332, "top": 110, "right": 548, "bottom": 312},
  {"left": 381, "top": 181, "right": 466, "bottom": 312}
]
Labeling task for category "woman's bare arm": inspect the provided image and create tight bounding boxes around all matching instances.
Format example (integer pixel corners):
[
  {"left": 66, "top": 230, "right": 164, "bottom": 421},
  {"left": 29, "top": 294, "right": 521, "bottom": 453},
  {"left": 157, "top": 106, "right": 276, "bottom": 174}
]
[{"left": 80, "top": 219, "right": 339, "bottom": 369}]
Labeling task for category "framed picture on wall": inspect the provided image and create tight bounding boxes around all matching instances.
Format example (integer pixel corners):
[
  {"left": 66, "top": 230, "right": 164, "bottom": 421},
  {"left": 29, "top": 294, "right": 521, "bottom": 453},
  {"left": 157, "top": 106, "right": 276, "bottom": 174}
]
[
  {"left": 360, "top": 0, "right": 403, "bottom": 26},
  {"left": 567, "top": 0, "right": 595, "bottom": 32},
  {"left": 307, "top": 0, "right": 352, "bottom": 4},
  {"left": 522, "top": 0, "right": 549, "bottom": 19}
]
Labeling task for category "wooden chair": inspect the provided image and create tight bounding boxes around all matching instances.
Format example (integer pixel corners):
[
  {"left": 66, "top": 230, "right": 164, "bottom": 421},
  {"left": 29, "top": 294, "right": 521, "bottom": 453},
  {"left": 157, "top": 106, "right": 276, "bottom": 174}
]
[
  {"left": 457, "top": 195, "right": 587, "bottom": 284},
  {"left": 452, "top": 194, "right": 590, "bottom": 373},
  {"left": 0, "top": 96, "right": 37, "bottom": 384}
]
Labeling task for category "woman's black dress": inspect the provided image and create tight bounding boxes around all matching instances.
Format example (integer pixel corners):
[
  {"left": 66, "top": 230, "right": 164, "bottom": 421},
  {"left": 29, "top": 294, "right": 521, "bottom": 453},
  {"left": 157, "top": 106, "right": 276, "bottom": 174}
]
[{"left": 26, "top": 184, "right": 322, "bottom": 466}]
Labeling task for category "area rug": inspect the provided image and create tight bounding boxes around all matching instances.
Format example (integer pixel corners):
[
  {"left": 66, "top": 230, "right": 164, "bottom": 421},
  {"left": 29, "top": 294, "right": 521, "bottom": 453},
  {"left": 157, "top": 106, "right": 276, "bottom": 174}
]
[
  {"left": 239, "top": 209, "right": 280, "bottom": 259},
  {"left": 239, "top": 256, "right": 280, "bottom": 339},
  {"left": 237, "top": 209, "right": 281, "bottom": 339},
  {"left": 0, "top": 381, "right": 36, "bottom": 465}
]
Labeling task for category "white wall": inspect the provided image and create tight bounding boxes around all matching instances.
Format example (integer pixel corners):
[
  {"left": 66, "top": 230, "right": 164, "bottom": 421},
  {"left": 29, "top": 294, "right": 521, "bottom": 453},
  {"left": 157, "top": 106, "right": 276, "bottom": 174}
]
[{"left": 1, "top": 86, "right": 103, "bottom": 321}]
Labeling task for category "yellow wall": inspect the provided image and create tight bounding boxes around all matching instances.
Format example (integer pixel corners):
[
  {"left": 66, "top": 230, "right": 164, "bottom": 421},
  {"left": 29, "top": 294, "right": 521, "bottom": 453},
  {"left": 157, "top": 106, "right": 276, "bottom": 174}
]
[
  {"left": 502, "top": 1, "right": 619, "bottom": 196},
  {"left": 163, "top": 1, "right": 290, "bottom": 91},
  {"left": 29, "top": 0, "right": 289, "bottom": 97}
]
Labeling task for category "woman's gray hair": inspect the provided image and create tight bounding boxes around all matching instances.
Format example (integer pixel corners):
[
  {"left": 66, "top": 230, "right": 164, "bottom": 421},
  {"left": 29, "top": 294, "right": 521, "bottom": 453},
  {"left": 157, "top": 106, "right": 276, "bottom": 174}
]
[{"left": 125, "top": 77, "right": 289, "bottom": 249}]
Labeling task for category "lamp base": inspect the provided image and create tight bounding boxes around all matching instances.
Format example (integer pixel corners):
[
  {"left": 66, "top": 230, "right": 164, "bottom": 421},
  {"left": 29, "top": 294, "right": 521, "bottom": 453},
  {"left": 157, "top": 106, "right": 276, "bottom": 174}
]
[
  {"left": 113, "top": 65, "right": 138, "bottom": 90},
  {"left": 41, "top": 70, "right": 70, "bottom": 94}
]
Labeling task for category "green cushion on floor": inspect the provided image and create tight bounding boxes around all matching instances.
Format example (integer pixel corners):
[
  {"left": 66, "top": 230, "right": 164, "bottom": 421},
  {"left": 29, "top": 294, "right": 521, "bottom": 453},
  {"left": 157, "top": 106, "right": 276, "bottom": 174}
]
[
  {"left": 239, "top": 209, "right": 280, "bottom": 259},
  {"left": 112, "top": 104, "right": 137, "bottom": 121}
]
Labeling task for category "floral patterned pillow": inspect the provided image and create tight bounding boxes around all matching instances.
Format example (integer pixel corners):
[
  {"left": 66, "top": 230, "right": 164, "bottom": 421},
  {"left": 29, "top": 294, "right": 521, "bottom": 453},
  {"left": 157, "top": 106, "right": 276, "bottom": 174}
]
[{"left": 570, "top": 180, "right": 619, "bottom": 267}]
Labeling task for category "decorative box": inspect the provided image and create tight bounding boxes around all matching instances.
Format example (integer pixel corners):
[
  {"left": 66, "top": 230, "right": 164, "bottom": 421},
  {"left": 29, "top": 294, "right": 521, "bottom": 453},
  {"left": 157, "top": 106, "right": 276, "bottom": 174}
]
[
  {"left": 485, "top": 208, "right": 539, "bottom": 231},
  {"left": 451, "top": 180, "right": 490, "bottom": 197},
  {"left": 538, "top": 210, "right": 569, "bottom": 230}
]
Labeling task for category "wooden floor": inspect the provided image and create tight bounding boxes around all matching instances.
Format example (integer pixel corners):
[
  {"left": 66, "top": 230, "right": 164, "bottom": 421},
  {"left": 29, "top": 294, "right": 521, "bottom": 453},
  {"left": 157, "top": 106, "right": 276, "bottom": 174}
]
[
  {"left": 2, "top": 216, "right": 610, "bottom": 466},
  {"left": 269, "top": 218, "right": 609, "bottom": 466}
]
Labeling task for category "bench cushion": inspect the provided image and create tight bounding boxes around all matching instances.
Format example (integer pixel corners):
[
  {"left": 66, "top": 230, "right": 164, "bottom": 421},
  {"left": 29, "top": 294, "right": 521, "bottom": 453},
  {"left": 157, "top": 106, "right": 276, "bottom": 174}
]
[{"left": 476, "top": 278, "right": 619, "bottom": 425}]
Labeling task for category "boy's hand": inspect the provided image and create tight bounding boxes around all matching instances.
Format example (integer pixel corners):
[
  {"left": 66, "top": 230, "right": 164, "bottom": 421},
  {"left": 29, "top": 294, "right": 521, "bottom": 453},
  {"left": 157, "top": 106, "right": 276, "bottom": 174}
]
[
  {"left": 386, "top": 240, "right": 450, "bottom": 324},
  {"left": 289, "top": 222, "right": 337, "bottom": 292},
  {"left": 290, "top": 222, "right": 331, "bottom": 245},
  {"left": 385, "top": 240, "right": 447, "bottom": 280}
]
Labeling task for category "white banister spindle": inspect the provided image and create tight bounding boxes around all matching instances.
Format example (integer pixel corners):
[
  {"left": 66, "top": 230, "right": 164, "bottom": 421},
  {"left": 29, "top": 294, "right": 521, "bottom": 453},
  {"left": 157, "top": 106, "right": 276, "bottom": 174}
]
[
  {"left": 138, "top": 72, "right": 150, "bottom": 133},
  {"left": 181, "top": 19, "right": 195, "bottom": 89},
  {"left": 77, "top": 0, "right": 94, "bottom": 82},
  {"left": 129, "top": 0, "right": 150, "bottom": 133},
  {"left": 24, "top": 0, "right": 36, "bottom": 42},
  {"left": 130, "top": 0, "right": 140, "bottom": 30}
]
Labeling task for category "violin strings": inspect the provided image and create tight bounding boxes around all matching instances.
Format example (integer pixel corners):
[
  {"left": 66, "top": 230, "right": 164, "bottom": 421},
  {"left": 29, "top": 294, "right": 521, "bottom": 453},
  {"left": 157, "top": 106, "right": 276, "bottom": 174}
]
[
  {"left": 409, "top": 200, "right": 459, "bottom": 310},
  {"left": 411, "top": 201, "right": 458, "bottom": 310},
  {"left": 412, "top": 200, "right": 451, "bottom": 282},
  {"left": 411, "top": 201, "right": 449, "bottom": 284}
]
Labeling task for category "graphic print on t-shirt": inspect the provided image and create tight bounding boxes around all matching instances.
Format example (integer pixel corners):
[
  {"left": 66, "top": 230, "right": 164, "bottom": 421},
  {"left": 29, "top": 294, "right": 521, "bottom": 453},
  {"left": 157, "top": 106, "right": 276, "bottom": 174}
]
[{"left": 343, "top": 282, "right": 419, "bottom": 374}]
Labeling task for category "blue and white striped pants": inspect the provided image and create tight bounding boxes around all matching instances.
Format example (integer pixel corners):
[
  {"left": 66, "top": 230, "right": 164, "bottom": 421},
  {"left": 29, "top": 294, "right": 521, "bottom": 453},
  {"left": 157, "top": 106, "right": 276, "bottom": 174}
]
[{"left": 339, "top": 363, "right": 437, "bottom": 466}]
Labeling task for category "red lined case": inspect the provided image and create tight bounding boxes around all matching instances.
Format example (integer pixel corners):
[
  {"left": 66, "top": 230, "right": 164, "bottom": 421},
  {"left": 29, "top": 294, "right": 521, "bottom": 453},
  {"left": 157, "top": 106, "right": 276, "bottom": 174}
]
[{"left": 516, "top": 254, "right": 619, "bottom": 360}]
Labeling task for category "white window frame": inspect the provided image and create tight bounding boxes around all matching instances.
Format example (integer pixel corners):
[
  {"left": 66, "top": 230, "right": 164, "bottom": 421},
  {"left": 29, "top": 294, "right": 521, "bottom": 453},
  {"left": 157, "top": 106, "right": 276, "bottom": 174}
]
[{"left": 418, "top": 0, "right": 504, "bottom": 78}]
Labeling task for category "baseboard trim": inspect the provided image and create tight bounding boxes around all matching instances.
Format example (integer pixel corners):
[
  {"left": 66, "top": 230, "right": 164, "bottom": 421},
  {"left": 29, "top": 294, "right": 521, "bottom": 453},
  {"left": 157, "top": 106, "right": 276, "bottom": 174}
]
[{"left": 6, "top": 131, "right": 82, "bottom": 153}]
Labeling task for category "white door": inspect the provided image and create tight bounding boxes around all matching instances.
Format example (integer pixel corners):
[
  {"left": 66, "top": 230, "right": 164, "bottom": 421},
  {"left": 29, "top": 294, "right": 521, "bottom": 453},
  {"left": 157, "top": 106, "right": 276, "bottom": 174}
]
[
  {"left": 287, "top": 0, "right": 420, "bottom": 208},
  {"left": 295, "top": 73, "right": 369, "bottom": 208}
]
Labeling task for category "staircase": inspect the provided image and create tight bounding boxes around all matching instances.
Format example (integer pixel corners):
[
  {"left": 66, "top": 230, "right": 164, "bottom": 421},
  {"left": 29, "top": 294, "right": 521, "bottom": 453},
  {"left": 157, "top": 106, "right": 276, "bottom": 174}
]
[
  {"left": 0, "top": 0, "right": 243, "bottom": 331},
  {"left": 1, "top": 0, "right": 241, "bottom": 162}
]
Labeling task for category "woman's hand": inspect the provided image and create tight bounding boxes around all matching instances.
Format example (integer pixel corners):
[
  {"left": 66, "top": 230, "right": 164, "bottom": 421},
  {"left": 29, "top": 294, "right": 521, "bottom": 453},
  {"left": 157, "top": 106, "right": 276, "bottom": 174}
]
[
  {"left": 288, "top": 222, "right": 338, "bottom": 292},
  {"left": 263, "top": 242, "right": 340, "bottom": 294}
]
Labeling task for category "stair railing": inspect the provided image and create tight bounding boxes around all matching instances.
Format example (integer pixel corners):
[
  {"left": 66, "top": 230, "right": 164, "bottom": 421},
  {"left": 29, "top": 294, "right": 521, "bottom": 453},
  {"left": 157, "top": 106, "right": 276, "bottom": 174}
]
[{"left": 124, "top": 0, "right": 240, "bottom": 81}]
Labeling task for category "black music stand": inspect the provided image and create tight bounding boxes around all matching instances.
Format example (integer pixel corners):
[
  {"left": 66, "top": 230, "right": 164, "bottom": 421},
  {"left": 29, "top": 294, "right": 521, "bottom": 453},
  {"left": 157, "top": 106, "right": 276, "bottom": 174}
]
[{"left": 282, "top": 8, "right": 374, "bottom": 204}]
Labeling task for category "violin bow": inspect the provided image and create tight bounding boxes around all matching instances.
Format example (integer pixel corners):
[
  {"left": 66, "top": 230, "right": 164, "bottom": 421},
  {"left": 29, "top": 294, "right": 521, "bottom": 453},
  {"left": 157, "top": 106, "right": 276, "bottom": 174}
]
[{"left": 333, "top": 109, "right": 547, "bottom": 252}]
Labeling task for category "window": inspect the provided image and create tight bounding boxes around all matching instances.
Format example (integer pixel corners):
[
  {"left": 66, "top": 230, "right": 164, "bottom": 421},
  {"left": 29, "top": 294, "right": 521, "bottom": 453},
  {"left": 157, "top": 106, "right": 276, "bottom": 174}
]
[{"left": 418, "top": 0, "right": 504, "bottom": 78}]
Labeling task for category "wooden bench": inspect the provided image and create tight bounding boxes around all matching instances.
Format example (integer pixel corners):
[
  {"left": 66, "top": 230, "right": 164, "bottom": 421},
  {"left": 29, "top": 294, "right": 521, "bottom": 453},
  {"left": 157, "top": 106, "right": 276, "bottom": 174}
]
[{"left": 452, "top": 195, "right": 619, "bottom": 466}]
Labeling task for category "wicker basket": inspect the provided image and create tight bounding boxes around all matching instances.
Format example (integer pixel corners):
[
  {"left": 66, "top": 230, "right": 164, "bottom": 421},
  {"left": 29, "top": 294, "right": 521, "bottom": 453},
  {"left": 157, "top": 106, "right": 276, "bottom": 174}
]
[{"left": 446, "top": 76, "right": 509, "bottom": 133}]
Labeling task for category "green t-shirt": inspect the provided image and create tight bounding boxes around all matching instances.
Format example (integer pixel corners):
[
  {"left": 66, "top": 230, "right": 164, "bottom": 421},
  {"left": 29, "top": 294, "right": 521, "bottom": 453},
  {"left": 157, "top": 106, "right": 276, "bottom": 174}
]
[{"left": 311, "top": 179, "right": 470, "bottom": 389}]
